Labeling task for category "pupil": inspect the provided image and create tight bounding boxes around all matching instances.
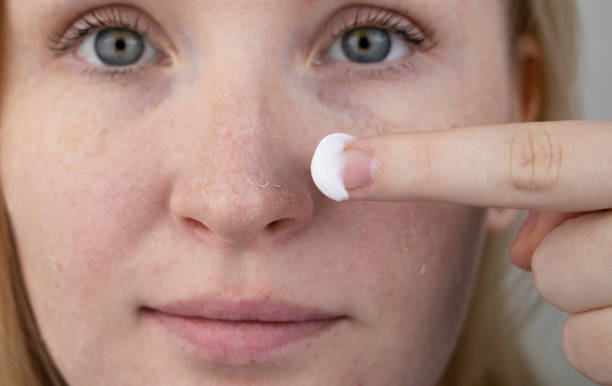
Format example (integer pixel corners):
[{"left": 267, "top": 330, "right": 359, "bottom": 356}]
[
  {"left": 359, "top": 37, "right": 370, "bottom": 50},
  {"left": 115, "top": 39, "right": 127, "bottom": 51}
]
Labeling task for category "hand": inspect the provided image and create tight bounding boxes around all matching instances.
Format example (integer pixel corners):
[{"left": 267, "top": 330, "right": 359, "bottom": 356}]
[{"left": 332, "top": 121, "right": 612, "bottom": 384}]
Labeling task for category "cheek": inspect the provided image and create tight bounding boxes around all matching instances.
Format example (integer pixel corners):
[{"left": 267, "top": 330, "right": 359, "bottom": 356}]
[
  {"left": 302, "top": 201, "right": 487, "bottom": 382},
  {"left": 331, "top": 203, "right": 487, "bottom": 306},
  {"left": 0, "top": 73, "right": 173, "bottom": 301}
]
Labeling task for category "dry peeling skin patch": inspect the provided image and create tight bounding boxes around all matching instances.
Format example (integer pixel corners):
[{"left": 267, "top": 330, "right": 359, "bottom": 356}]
[{"left": 310, "top": 132, "right": 357, "bottom": 202}]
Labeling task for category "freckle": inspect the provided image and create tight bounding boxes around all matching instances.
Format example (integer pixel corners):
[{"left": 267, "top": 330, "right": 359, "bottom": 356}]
[
  {"left": 84, "top": 127, "right": 110, "bottom": 158},
  {"left": 212, "top": 100, "right": 232, "bottom": 129},
  {"left": 58, "top": 131, "right": 87, "bottom": 155}
]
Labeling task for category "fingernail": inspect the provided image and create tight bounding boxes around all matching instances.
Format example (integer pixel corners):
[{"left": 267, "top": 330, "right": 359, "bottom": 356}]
[
  {"left": 343, "top": 148, "right": 377, "bottom": 190},
  {"left": 516, "top": 211, "right": 539, "bottom": 240}
]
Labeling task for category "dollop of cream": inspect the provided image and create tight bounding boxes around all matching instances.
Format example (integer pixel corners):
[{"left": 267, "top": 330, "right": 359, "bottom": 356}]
[{"left": 310, "top": 133, "right": 357, "bottom": 202}]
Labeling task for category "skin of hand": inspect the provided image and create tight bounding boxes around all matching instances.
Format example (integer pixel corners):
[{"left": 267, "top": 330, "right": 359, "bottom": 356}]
[{"left": 340, "top": 120, "right": 612, "bottom": 385}]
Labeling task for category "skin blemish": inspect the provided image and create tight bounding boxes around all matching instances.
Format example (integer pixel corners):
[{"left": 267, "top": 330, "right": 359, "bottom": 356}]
[
  {"left": 241, "top": 171, "right": 273, "bottom": 190},
  {"left": 55, "top": 130, "right": 88, "bottom": 156},
  {"left": 83, "top": 127, "right": 110, "bottom": 158}
]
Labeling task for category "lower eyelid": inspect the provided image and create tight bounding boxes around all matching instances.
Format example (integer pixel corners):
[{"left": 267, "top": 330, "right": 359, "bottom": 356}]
[{"left": 315, "top": 52, "right": 425, "bottom": 81}]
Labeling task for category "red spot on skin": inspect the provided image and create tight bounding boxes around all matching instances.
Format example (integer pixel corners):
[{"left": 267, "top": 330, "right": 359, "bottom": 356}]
[{"left": 153, "top": 263, "right": 163, "bottom": 278}]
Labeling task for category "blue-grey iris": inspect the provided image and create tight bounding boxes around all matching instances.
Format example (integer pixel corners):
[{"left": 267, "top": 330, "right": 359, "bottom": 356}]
[
  {"left": 94, "top": 28, "right": 145, "bottom": 66},
  {"left": 341, "top": 27, "right": 391, "bottom": 63}
]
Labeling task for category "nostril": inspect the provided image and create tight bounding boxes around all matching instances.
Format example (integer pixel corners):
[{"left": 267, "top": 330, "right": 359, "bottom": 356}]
[
  {"left": 184, "top": 217, "right": 210, "bottom": 239},
  {"left": 266, "top": 218, "right": 295, "bottom": 234}
]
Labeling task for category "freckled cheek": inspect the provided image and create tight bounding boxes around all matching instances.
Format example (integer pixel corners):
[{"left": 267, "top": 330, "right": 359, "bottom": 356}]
[
  {"left": 329, "top": 204, "right": 469, "bottom": 284},
  {"left": 3, "top": 109, "right": 163, "bottom": 287},
  {"left": 313, "top": 58, "right": 513, "bottom": 133}
]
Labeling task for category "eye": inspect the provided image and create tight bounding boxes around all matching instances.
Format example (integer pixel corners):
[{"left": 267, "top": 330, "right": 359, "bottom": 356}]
[
  {"left": 76, "top": 27, "right": 158, "bottom": 67},
  {"left": 328, "top": 26, "right": 411, "bottom": 63},
  {"left": 317, "top": 6, "right": 436, "bottom": 74},
  {"left": 327, "top": 26, "right": 411, "bottom": 64}
]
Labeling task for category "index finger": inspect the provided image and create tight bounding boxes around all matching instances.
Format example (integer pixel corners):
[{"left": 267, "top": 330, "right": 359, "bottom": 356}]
[{"left": 310, "top": 121, "right": 612, "bottom": 211}]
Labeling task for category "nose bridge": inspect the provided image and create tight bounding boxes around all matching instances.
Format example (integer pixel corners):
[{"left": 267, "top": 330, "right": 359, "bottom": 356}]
[
  {"left": 169, "top": 65, "right": 313, "bottom": 247},
  {"left": 207, "top": 77, "right": 275, "bottom": 187}
]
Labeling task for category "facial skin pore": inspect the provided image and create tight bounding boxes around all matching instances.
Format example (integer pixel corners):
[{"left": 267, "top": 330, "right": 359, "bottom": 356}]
[{"left": 1, "top": 0, "right": 516, "bottom": 385}]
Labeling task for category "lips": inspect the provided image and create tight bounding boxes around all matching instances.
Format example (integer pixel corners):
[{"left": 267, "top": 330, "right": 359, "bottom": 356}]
[
  {"left": 142, "top": 296, "right": 346, "bottom": 364},
  {"left": 146, "top": 296, "right": 344, "bottom": 322}
]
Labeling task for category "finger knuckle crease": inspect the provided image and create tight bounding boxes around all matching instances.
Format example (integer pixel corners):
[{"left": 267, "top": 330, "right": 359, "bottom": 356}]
[{"left": 509, "top": 128, "right": 562, "bottom": 191}]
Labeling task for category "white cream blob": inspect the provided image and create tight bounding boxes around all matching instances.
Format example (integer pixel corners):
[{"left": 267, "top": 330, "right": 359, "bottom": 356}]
[{"left": 310, "top": 133, "right": 357, "bottom": 202}]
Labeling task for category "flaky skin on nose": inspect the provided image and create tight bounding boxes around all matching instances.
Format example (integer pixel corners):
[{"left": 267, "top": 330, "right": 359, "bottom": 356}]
[{"left": 167, "top": 82, "right": 315, "bottom": 248}]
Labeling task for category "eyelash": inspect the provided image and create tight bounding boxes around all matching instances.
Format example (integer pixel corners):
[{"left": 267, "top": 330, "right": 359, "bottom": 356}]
[
  {"left": 48, "top": 5, "right": 436, "bottom": 80},
  {"left": 330, "top": 6, "right": 433, "bottom": 49}
]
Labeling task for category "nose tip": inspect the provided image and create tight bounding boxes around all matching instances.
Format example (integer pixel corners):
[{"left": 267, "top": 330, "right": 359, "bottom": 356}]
[{"left": 170, "top": 178, "right": 313, "bottom": 248}]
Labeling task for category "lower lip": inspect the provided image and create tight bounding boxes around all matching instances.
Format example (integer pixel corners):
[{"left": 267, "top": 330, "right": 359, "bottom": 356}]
[{"left": 144, "top": 310, "right": 342, "bottom": 365}]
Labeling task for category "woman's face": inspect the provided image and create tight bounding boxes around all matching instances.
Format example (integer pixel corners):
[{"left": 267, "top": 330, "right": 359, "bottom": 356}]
[{"left": 1, "top": 0, "right": 517, "bottom": 385}]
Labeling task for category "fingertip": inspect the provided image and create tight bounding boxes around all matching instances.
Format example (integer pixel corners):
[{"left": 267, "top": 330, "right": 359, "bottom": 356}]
[{"left": 310, "top": 133, "right": 357, "bottom": 202}]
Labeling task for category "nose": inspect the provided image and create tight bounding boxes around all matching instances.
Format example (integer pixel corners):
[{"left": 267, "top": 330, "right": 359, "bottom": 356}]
[{"left": 168, "top": 86, "right": 314, "bottom": 248}]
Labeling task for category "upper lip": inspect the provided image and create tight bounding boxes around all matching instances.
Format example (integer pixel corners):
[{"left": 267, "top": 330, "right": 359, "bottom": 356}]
[{"left": 148, "top": 296, "right": 345, "bottom": 323}]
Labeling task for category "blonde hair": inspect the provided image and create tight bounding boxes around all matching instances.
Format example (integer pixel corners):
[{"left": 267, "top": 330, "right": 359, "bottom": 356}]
[{"left": 0, "top": 1, "right": 581, "bottom": 385}]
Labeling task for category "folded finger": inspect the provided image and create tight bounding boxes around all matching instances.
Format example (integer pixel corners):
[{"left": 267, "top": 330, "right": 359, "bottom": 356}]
[
  {"left": 563, "top": 308, "right": 612, "bottom": 385},
  {"left": 509, "top": 210, "right": 590, "bottom": 271},
  {"left": 531, "top": 210, "right": 612, "bottom": 313}
]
